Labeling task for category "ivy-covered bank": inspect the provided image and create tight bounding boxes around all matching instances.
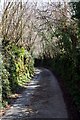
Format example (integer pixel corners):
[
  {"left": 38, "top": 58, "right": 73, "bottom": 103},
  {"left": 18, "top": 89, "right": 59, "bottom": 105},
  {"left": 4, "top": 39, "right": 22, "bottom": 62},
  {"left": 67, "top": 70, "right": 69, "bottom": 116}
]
[
  {"left": 0, "top": 51, "right": 2, "bottom": 109},
  {"left": 1, "top": 43, "right": 34, "bottom": 108},
  {"left": 0, "top": 2, "right": 35, "bottom": 108},
  {"left": 36, "top": 1, "right": 80, "bottom": 113}
]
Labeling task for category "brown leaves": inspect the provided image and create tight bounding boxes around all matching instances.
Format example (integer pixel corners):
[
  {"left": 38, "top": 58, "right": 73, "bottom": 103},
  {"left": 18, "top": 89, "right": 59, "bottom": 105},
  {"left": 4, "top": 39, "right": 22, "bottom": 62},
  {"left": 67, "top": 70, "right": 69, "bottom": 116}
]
[
  {"left": 0, "top": 104, "right": 11, "bottom": 117},
  {"left": 9, "top": 93, "right": 20, "bottom": 99},
  {"left": 0, "top": 109, "right": 5, "bottom": 117}
]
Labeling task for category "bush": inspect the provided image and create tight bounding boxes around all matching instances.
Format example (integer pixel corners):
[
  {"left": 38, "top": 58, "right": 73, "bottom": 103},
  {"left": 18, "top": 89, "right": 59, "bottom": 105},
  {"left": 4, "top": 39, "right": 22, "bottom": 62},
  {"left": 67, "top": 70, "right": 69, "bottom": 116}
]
[
  {"left": 2, "top": 44, "right": 34, "bottom": 107},
  {"left": 52, "top": 53, "right": 80, "bottom": 111}
]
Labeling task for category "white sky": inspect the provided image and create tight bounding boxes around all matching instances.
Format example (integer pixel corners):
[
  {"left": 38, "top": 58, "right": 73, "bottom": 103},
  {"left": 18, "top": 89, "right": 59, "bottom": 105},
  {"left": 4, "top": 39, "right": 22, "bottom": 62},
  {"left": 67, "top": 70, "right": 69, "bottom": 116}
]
[
  {"left": 0, "top": 0, "right": 79, "bottom": 6},
  {"left": 0, "top": 0, "right": 69, "bottom": 6},
  {"left": 0, "top": 0, "right": 64, "bottom": 11},
  {"left": 0, "top": 0, "right": 79, "bottom": 11}
]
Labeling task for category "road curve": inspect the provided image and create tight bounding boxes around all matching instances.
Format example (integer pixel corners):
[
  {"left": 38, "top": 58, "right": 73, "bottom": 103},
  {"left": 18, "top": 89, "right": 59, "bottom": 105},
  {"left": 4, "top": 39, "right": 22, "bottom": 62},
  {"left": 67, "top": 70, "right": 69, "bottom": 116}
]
[{"left": 1, "top": 68, "right": 68, "bottom": 119}]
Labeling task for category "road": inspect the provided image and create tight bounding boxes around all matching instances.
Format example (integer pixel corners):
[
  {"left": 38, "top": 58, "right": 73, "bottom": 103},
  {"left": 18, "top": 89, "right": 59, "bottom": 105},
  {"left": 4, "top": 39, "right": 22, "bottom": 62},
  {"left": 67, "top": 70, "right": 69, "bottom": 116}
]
[{"left": 1, "top": 68, "right": 68, "bottom": 119}]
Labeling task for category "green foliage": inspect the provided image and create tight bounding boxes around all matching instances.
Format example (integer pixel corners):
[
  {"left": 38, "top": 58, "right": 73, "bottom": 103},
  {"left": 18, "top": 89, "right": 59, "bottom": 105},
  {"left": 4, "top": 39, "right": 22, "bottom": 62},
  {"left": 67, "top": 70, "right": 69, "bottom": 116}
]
[
  {"left": 0, "top": 52, "right": 2, "bottom": 108},
  {"left": 2, "top": 43, "right": 34, "bottom": 107},
  {"left": 70, "top": 1, "right": 80, "bottom": 19},
  {"left": 41, "top": 1, "right": 80, "bottom": 112},
  {"left": 1, "top": 1, "right": 35, "bottom": 108},
  {"left": 2, "top": 65, "right": 11, "bottom": 100},
  {"left": 52, "top": 53, "right": 80, "bottom": 110},
  {"left": 70, "top": 1, "right": 80, "bottom": 39},
  {"left": 0, "top": 52, "right": 11, "bottom": 107}
]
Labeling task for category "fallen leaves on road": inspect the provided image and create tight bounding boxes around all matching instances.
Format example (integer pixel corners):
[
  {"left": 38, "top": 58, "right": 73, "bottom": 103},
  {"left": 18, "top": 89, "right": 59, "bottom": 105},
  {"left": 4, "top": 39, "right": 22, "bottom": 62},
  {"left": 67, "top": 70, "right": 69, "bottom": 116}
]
[
  {"left": 0, "top": 104, "right": 11, "bottom": 117},
  {"left": 0, "top": 109, "right": 5, "bottom": 117},
  {"left": 9, "top": 93, "right": 20, "bottom": 99}
]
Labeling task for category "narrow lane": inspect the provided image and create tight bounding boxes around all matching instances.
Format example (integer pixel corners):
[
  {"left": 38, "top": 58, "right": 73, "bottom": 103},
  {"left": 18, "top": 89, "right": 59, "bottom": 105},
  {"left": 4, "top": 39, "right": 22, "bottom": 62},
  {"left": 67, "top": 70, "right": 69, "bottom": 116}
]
[{"left": 1, "top": 68, "right": 68, "bottom": 119}]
